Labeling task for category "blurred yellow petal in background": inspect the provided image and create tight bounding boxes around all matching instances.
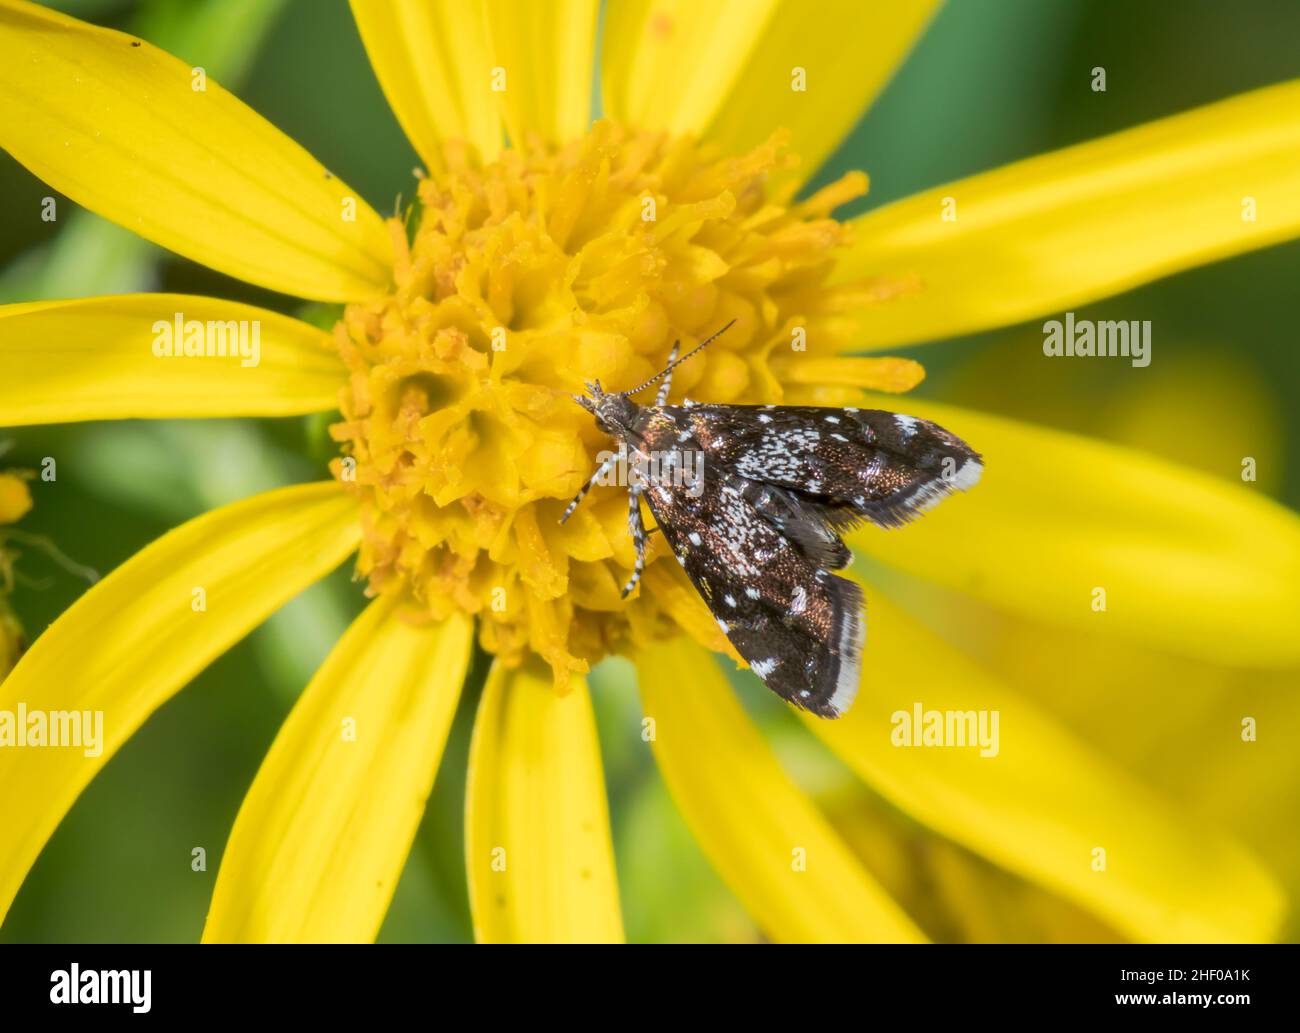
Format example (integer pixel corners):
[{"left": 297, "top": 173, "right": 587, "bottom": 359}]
[
  {"left": 808, "top": 584, "right": 1283, "bottom": 943},
  {"left": 849, "top": 394, "right": 1300, "bottom": 669},
  {"left": 0, "top": 473, "right": 31, "bottom": 525}
]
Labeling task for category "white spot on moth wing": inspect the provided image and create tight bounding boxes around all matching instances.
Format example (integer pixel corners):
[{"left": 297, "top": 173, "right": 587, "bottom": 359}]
[
  {"left": 845, "top": 407, "right": 859, "bottom": 414},
  {"left": 750, "top": 657, "right": 778, "bottom": 679},
  {"left": 724, "top": 594, "right": 737, "bottom": 607},
  {"left": 688, "top": 531, "right": 702, "bottom": 546},
  {"left": 717, "top": 618, "right": 730, "bottom": 634},
  {"left": 824, "top": 415, "right": 840, "bottom": 424},
  {"left": 733, "top": 425, "right": 823, "bottom": 482},
  {"left": 894, "top": 414, "right": 920, "bottom": 441},
  {"left": 830, "top": 433, "right": 849, "bottom": 442},
  {"left": 757, "top": 414, "right": 772, "bottom": 423},
  {"left": 677, "top": 430, "right": 691, "bottom": 443},
  {"left": 790, "top": 585, "right": 808, "bottom": 614},
  {"left": 744, "top": 586, "right": 760, "bottom": 600}
]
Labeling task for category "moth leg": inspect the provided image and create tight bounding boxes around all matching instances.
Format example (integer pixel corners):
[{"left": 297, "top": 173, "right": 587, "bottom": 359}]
[
  {"left": 560, "top": 453, "right": 615, "bottom": 524},
  {"left": 654, "top": 340, "right": 680, "bottom": 407},
  {"left": 621, "top": 484, "right": 647, "bottom": 599}
]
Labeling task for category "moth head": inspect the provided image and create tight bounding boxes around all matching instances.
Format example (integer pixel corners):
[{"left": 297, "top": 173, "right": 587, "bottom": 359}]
[{"left": 573, "top": 380, "right": 640, "bottom": 439}]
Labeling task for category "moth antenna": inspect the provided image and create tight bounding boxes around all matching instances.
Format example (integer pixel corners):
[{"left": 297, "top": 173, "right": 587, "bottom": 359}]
[{"left": 617, "top": 319, "right": 737, "bottom": 398}]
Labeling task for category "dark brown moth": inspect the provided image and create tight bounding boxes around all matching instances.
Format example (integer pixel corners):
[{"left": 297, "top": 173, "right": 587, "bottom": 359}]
[{"left": 562, "top": 323, "right": 982, "bottom": 717}]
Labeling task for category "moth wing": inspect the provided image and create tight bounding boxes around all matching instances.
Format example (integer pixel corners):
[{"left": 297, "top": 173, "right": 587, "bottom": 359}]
[
  {"left": 638, "top": 460, "right": 864, "bottom": 717},
  {"left": 678, "top": 405, "right": 983, "bottom": 531}
]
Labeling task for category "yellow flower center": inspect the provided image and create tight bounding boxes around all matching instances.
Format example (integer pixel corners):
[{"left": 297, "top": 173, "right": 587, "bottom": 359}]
[{"left": 330, "top": 121, "right": 915, "bottom": 688}]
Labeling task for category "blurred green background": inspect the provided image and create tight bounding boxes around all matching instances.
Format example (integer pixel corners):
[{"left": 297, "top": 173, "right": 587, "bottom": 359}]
[{"left": 2, "top": 0, "right": 1298, "bottom": 943}]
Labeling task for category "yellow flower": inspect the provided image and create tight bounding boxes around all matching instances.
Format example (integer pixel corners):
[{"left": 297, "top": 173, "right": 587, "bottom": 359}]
[
  {"left": 1, "top": 0, "right": 1299, "bottom": 942},
  {"left": 0, "top": 469, "right": 32, "bottom": 677},
  {"left": 0, "top": 472, "right": 32, "bottom": 526}
]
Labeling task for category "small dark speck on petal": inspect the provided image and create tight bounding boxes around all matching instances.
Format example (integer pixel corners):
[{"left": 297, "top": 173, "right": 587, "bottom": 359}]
[
  {"left": 324, "top": 170, "right": 333, "bottom": 179},
  {"left": 130, "top": 41, "right": 141, "bottom": 47}
]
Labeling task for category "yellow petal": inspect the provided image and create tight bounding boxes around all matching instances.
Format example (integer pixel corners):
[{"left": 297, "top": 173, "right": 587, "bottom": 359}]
[
  {"left": 483, "top": 0, "right": 598, "bottom": 147},
  {"left": 465, "top": 658, "right": 623, "bottom": 943},
  {"left": 0, "top": 0, "right": 391, "bottom": 302},
  {"left": 807, "top": 585, "right": 1284, "bottom": 943},
  {"left": 602, "top": 0, "right": 939, "bottom": 193},
  {"left": 203, "top": 598, "right": 473, "bottom": 943},
  {"left": 775, "top": 355, "right": 925, "bottom": 394},
  {"left": 349, "top": 0, "right": 502, "bottom": 168},
  {"left": 821, "top": 782, "right": 1125, "bottom": 943},
  {"left": 643, "top": 561, "right": 741, "bottom": 662},
  {"left": 0, "top": 482, "right": 360, "bottom": 923},
  {"left": 848, "top": 394, "right": 1300, "bottom": 668},
  {"left": 0, "top": 473, "right": 31, "bottom": 523},
  {"left": 835, "top": 79, "right": 1300, "bottom": 347},
  {"left": 951, "top": 590, "right": 1300, "bottom": 900},
  {"left": 0, "top": 295, "right": 343, "bottom": 425},
  {"left": 636, "top": 639, "right": 925, "bottom": 943}
]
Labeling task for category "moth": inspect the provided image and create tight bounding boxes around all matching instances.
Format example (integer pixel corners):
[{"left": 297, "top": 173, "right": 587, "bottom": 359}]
[{"left": 562, "top": 322, "right": 983, "bottom": 718}]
